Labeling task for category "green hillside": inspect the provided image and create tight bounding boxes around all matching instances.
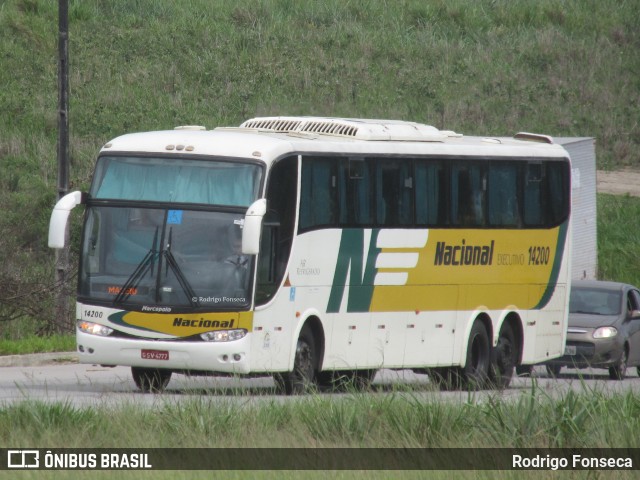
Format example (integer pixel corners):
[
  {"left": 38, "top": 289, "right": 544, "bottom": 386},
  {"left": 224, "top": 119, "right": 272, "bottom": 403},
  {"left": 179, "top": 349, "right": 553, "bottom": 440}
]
[{"left": 0, "top": 0, "right": 638, "bottom": 334}]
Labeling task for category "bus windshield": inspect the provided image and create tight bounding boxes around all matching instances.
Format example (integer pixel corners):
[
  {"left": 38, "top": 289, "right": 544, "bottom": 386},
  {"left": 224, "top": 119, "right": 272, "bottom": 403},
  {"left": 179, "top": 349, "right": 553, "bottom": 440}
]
[
  {"left": 80, "top": 207, "right": 252, "bottom": 310},
  {"left": 78, "top": 155, "right": 263, "bottom": 311},
  {"left": 91, "top": 156, "right": 262, "bottom": 206}
]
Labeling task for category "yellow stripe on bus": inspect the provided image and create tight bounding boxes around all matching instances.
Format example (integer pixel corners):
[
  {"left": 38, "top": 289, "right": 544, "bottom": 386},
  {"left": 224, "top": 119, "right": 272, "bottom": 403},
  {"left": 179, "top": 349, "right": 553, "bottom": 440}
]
[
  {"left": 370, "top": 228, "right": 561, "bottom": 312},
  {"left": 117, "top": 311, "right": 254, "bottom": 337}
]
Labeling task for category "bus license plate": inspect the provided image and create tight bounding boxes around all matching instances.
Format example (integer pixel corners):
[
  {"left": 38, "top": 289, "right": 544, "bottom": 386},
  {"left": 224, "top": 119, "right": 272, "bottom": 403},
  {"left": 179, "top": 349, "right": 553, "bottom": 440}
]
[
  {"left": 564, "top": 345, "right": 577, "bottom": 356},
  {"left": 141, "top": 349, "right": 169, "bottom": 361}
]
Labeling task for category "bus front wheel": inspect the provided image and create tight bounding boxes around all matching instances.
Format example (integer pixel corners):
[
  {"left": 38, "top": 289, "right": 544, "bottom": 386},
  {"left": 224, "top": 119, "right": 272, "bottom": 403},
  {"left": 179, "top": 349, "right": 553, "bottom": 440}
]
[
  {"left": 274, "top": 326, "right": 317, "bottom": 395},
  {"left": 131, "top": 367, "right": 172, "bottom": 393}
]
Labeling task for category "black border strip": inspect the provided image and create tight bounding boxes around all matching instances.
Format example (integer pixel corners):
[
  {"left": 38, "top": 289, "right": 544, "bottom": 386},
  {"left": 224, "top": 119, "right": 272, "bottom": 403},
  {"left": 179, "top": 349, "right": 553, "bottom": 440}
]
[{"left": 2, "top": 448, "right": 638, "bottom": 471}]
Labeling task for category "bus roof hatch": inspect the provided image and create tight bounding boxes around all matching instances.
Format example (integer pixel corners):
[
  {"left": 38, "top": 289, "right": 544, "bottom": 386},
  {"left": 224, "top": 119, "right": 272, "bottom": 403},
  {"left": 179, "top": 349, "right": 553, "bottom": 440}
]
[{"left": 238, "top": 116, "right": 460, "bottom": 142}]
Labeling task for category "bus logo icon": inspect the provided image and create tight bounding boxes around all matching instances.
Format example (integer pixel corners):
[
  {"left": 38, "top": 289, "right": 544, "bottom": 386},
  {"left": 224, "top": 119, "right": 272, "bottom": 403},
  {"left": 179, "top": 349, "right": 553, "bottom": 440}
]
[{"left": 7, "top": 450, "right": 39, "bottom": 469}]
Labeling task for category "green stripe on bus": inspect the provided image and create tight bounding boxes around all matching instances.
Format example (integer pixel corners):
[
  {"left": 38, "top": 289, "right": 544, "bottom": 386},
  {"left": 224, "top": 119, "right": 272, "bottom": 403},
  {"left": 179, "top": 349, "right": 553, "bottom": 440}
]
[
  {"left": 534, "top": 220, "right": 569, "bottom": 310},
  {"left": 327, "top": 229, "right": 380, "bottom": 313}
]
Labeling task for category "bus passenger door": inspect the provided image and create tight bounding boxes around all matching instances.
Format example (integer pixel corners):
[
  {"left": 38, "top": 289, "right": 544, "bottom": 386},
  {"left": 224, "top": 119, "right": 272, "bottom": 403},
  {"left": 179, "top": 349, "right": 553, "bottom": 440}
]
[
  {"left": 250, "top": 156, "right": 298, "bottom": 373},
  {"left": 250, "top": 216, "right": 298, "bottom": 372}
]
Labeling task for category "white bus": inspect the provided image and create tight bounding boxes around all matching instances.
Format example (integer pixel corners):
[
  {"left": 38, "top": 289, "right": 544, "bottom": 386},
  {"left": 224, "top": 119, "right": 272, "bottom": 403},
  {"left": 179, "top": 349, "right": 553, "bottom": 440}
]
[{"left": 49, "top": 117, "right": 572, "bottom": 393}]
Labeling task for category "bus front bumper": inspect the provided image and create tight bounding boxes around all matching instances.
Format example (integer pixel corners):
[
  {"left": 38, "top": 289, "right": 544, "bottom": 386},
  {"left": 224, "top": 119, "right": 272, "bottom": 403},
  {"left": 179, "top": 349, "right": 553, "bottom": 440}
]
[{"left": 76, "top": 330, "right": 251, "bottom": 374}]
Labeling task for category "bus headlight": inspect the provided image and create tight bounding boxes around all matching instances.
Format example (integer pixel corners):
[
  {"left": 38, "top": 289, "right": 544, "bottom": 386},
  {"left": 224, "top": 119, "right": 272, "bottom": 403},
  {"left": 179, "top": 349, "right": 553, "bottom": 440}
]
[
  {"left": 593, "top": 326, "right": 617, "bottom": 339},
  {"left": 200, "top": 329, "right": 247, "bottom": 342},
  {"left": 77, "top": 320, "right": 114, "bottom": 337}
]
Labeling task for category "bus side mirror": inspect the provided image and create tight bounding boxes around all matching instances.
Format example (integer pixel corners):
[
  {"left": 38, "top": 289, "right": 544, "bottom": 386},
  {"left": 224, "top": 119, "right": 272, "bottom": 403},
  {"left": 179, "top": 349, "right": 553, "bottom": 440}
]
[
  {"left": 48, "top": 191, "right": 84, "bottom": 249},
  {"left": 242, "top": 198, "right": 267, "bottom": 255}
]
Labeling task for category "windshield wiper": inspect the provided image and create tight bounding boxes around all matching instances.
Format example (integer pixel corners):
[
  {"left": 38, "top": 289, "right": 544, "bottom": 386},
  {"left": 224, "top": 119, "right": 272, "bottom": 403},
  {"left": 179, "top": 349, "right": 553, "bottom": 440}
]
[
  {"left": 113, "top": 227, "right": 159, "bottom": 306},
  {"left": 163, "top": 227, "right": 200, "bottom": 308},
  {"left": 112, "top": 226, "right": 200, "bottom": 308}
]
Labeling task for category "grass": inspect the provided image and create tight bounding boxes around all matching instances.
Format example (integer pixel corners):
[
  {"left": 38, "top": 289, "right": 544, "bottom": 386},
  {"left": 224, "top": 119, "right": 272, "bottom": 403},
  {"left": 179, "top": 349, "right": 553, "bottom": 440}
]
[
  {"left": 597, "top": 194, "right": 640, "bottom": 286},
  {"left": 0, "top": 334, "right": 74, "bottom": 355},
  {"left": 1, "top": 384, "right": 639, "bottom": 477},
  {"left": 1, "top": 384, "right": 639, "bottom": 449}
]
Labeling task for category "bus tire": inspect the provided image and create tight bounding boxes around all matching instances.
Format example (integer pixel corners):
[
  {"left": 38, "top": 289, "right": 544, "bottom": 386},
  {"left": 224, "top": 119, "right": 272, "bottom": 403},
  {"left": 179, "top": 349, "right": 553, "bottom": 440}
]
[
  {"left": 350, "top": 369, "right": 377, "bottom": 390},
  {"left": 489, "top": 323, "right": 516, "bottom": 389},
  {"left": 274, "top": 326, "right": 317, "bottom": 395},
  {"left": 320, "top": 369, "right": 377, "bottom": 392},
  {"left": 516, "top": 365, "right": 533, "bottom": 377},
  {"left": 461, "top": 320, "right": 491, "bottom": 389},
  {"left": 428, "top": 367, "right": 463, "bottom": 391},
  {"left": 131, "top": 367, "right": 172, "bottom": 393}
]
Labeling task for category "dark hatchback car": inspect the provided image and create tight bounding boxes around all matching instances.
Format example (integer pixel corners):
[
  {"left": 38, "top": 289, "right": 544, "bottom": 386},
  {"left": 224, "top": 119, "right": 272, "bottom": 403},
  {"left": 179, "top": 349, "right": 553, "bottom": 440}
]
[{"left": 545, "top": 280, "right": 640, "bottom": 380}]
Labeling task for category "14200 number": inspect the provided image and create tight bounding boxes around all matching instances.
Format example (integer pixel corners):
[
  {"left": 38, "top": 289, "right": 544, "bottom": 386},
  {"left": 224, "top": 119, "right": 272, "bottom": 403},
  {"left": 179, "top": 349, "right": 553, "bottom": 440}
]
[{"left": 528, "top": 246, "right": 550, "bottom": 265}]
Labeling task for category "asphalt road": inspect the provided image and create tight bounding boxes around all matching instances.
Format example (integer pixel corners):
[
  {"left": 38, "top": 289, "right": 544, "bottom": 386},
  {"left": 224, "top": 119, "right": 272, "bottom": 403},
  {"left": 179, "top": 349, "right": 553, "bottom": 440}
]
[{"left": 1, "top": 357, "right": 639, "bottom": 407}]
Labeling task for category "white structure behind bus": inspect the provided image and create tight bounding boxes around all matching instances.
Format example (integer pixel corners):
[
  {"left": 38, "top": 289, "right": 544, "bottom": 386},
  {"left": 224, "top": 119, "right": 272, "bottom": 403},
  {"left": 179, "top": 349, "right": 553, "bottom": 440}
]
[{"left": 558, "top": 137, "right": 597, "bottom": 281}]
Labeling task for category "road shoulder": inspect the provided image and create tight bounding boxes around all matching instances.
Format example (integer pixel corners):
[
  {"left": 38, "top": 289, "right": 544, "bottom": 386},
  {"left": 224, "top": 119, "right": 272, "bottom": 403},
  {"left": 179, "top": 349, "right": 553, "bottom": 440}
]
[
  {"left": 0, "top": 352, "right": 78, "bottom": 367},
  {"left": 597, "top": 169, "right": 640, "bottom": 197}
]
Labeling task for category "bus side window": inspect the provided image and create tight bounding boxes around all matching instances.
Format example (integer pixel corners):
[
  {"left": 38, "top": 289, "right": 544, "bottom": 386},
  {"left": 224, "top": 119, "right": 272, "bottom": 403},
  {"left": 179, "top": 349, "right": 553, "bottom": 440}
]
[
  {"left": 546, "top": 161, "right": 569, "bottom": 225},
  {"left": 415, "top": 159, "right": 448, "bottom": 226},
  {"left": 524, "top": 163, "right": 544, "bottom": 226},
  {"left": 488, "top": 162, "right": 521, "bottom": 227},
  {"left": 340, "top": 158, "right": 374, "bottom": 226},
  {"left": 375, "top": 159, "right": 413, "bottom": 226},
  {"left": 257, "top": 212, "right": 279, "bottom": 291},
  {"left": 299, "top": 156, "right": 337, "bottom": 230},
  {"left": 452, "top": 164, "right": 485, "bottom": 227}
]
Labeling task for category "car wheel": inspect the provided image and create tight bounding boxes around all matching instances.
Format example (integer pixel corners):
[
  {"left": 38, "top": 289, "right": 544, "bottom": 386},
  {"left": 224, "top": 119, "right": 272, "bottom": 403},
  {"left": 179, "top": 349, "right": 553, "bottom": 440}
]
[
  {"left": 274, "top": 326, "right": 317, "bottom": 394},
  {"left": 546, "top": 364, "right": 562, "bottom": 377},
  {"left": 131, "top": 367, "right": 172, "bottom": 393},
  {"left": 608, "top": 348, "right": 628, "bottom": 380}
]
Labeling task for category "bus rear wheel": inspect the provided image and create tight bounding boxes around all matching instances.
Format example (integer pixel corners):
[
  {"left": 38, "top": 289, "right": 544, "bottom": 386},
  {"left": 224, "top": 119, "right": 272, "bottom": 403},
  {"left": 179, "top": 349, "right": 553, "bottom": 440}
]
[
  {"left": 428, "top": 367, "right": 463, "bottom": 391},
  {"left": 516, "top": 365, "right": 533, "bottom": 377},
  {"left": 490, "top": 323, "right": 516, "bottom": 389},
  {"left": 430, "top": 321, "right": 491, "bottom": 391},
  {"left": 319, "top": 369, "right": 377, "bottom": 392},
  {"left": 131, "top": 367, "right": 172, "bottom": 393},
  {"left": 461, "top": 320, "right": 491, "bottom": 389},
  {"left": 274, "top": 326, "right": 317, "bottom": 395}
]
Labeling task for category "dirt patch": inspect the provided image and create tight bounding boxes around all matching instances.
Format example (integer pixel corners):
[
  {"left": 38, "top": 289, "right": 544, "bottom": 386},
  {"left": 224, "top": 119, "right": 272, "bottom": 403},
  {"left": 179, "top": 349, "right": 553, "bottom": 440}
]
[{"left": 596, "top": 169, "right": 640, "bottom": 197}]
